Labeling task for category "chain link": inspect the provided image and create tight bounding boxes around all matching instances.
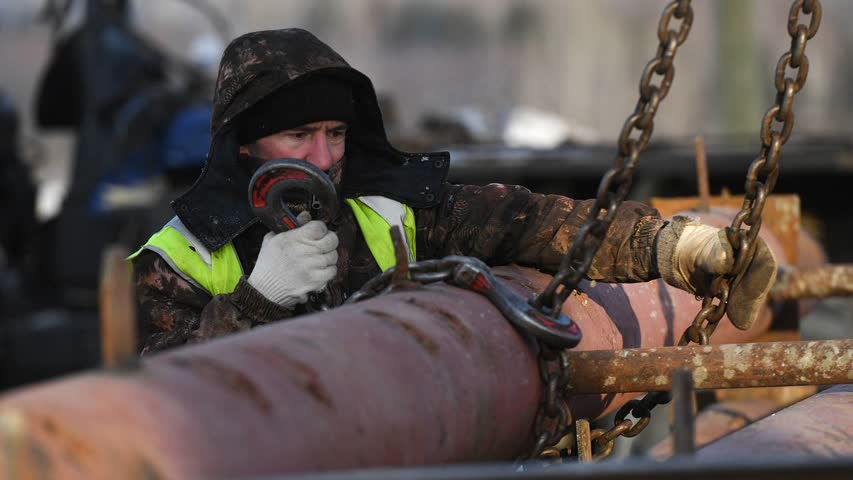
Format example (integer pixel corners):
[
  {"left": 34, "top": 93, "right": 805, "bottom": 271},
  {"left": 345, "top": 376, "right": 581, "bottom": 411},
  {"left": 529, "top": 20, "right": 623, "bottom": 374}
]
[
  {"left": 346, "top": 0, "right": 821, "bottom": 464},
  {"left": 678, "top": 0, "right": 821, "bottom": 351},
  {"left": 559, "top": 0, "right": 822, "bottom": 461},
  {"left": 347, "top": 257, "right": 579, "bottom": 459},
  {"left": 528, "top": 347, "right": 573, "bottom": 458},
  {"left": 345, "top": 258, "right": 453, "bottom": 303},
  {"left": 523, "top": 0, "right": 694, "bottom": 460},
  {"left": 532, "top": 0, "right": 693, "bottom": 317}
]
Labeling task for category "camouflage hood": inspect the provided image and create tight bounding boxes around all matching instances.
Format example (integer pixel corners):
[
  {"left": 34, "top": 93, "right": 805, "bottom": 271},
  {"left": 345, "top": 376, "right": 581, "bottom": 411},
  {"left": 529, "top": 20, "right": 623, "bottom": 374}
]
[{"left": 172, "top": 28, "right": 450, "bottom": 251}]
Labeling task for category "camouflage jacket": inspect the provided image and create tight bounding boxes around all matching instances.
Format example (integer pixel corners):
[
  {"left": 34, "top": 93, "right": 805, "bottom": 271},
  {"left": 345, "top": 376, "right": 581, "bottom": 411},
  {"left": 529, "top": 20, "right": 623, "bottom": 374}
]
[{"left": 134, "top": 183, "right": 665, "bottom": 354}]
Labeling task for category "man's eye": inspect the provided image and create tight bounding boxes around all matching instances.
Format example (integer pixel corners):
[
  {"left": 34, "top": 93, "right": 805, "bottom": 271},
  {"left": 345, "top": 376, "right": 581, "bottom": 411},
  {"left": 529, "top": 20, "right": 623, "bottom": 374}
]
[
  {"left": 285, "top": 132, "right": 307, "bottom": 141},
  {"left": 329, "top": 129, "right": 347, "bottom": 140}
]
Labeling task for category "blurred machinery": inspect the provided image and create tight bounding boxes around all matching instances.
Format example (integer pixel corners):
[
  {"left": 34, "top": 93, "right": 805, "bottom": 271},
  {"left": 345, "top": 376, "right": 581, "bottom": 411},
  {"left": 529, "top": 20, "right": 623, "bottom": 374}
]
[{"left": 1, "top": 0, "right": 218, "bottom": 388}]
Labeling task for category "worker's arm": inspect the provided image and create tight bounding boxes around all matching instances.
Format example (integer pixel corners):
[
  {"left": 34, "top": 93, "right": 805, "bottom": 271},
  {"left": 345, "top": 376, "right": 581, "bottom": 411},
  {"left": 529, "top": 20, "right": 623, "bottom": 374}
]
[
  {"left": 416, "top": 183, "right": 665, "bottom": 283},
  {"left": 417, "top": 183, "right": 776, "bottom": 330},
  {"left": 133, "top": 250, "right": 294, "bottom": 354}
]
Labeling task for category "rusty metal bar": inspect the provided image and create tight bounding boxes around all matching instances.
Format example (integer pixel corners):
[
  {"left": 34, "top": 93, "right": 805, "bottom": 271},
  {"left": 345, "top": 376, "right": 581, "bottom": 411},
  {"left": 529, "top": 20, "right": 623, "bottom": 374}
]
[
  {"left": 564, "top": 339, "right": 852, "bottom": 394},
  {"left": 694, "top": 136, "right": 711, "bottom": 211},
  {"left": 697, "top": 384, "right": 853, "bottom": 459},
  {"left": 576, "top": 419, "right": 593, "bottom": 463},
  {"left": 770, "top": 264, "right": 853, "bottom": 300},
  {"left": 98, "top": 245, "right": 138, "bottom": 369},
  {"left": 390, "top": 225, "right": 410, "bottom": 286}
]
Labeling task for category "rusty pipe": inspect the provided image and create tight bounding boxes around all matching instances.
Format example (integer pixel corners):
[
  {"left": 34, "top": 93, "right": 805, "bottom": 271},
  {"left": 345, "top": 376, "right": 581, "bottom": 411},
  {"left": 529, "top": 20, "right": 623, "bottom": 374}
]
[
  {"left": 650, "top": 399, "right": 783, "bottom": 460},
  {"left": 0, "top": 268, "right": 781, "bottom": 479},
  {"left": 1, "top": 284, "right": 542, "bottom": 480},
  {"left": 0, "top": 213, "right": 798, "bottom": 479},
  {"left": 697, "top": 384, "right": 853, "bottom": 459},
  {"left": 771, "top": 264, "right": 853, "bottom": 300},
  {"left": 562, "top": 339, "right": 852, "bottom": 394}
]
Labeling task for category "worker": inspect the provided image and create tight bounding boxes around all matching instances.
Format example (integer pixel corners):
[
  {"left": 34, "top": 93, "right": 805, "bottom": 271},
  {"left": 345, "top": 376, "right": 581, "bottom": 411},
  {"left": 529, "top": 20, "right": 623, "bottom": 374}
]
[{"left": 130, "top": 28, "right": 776, "bottom": 354}]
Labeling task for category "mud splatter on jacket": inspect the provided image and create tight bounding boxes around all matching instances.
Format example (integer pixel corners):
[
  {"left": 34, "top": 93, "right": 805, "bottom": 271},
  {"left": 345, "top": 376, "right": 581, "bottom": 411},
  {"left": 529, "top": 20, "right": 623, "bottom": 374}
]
[
  {"left": 135, "top": 184, "right": 664, "bottom": 353},
  {"left": 134, "top": 28, "right": 665, "bottom": 354}
]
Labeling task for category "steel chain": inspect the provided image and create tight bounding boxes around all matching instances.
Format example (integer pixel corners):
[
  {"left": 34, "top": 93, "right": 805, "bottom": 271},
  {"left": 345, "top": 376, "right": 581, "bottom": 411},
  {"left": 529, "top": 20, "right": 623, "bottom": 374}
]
[
  {"left": 346, "top": 0, "right": 821, "bottom": 463},
  {"left": 532, "top": 0, "right": 693, "bottom": 317},
  {"left": 567, "top": 0, "right": 822, "bottom": 461},
  {"left": 348, "top": 256, "right": 579, "bottom": 460},
  {"left": 529, "top": 347, "right": 572, "bottom": 458},
  {"left": 526, "top": 0, "right": 694, "bottom": 461},
  {"left": 679, "top": 0, "right": 821, "bottom": 350},
  {"left": 346, "top": 258, "right": 453, "bottom": 304}
]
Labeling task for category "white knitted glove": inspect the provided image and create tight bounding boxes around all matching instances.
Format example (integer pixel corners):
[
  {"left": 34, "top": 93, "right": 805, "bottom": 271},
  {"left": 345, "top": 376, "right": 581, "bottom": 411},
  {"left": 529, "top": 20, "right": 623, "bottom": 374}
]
[{"left": 248, "top": 212, "right": 339, "bottom": 307}]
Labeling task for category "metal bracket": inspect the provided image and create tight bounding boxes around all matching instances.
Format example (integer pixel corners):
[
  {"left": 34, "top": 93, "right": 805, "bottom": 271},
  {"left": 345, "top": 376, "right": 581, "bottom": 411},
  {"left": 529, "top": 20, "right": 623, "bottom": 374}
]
[{"left": 443, "top": 256, "right": 582, "bottom": 349}]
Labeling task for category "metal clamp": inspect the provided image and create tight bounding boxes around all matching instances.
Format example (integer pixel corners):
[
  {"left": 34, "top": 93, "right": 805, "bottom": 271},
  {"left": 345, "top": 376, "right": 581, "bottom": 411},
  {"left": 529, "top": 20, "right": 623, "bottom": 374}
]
[
  {"left": 347, "top": 255, "right": 582, "bottom": 349},
  {"left": 443, "top": 256, "right": 581, "bottom": 349}
]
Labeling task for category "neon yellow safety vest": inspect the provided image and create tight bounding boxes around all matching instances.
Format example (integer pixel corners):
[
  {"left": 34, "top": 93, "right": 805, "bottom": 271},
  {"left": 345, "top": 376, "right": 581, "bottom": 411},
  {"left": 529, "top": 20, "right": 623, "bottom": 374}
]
[{"left": 128, "top": 197, "right": 417, "bottom": 297}]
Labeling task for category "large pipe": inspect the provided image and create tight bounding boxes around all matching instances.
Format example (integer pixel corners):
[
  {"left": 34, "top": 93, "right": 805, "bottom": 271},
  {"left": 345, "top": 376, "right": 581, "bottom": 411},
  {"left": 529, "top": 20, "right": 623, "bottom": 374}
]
[
  {"left": 0, "top": 269, "right": 778, "bottom": 480},
  {"left": 697, "top": 384, "right": 853, "bottom": 459},
  {"left": 562, "top": 339, "right": 852, "bottom": 394},
  {"left": 0, "top": 212, "right": 796, "bottom": 479},
  {"left": 3, "top": 284, "right": 537, "bottom": 480}
]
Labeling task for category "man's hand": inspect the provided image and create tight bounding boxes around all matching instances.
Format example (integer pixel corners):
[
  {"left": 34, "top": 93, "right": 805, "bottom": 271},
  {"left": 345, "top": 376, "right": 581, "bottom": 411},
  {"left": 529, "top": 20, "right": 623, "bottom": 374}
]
[
  {"left": 248, "top": 212, "right": 339, "bottom": 307},
  {"left": 656, "top": 216, "right": 778, "bottom": 330}
]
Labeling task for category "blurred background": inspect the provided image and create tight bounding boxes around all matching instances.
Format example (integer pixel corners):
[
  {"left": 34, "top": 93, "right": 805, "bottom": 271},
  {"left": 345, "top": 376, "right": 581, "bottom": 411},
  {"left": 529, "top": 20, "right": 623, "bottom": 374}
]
[{"left": 0, "top": 0, "right": 850, "bottom": 445}]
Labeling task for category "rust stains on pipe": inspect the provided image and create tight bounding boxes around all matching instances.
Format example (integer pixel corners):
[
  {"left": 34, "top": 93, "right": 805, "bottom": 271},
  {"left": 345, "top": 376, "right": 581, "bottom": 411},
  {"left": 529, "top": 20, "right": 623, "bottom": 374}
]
[
  {"left": 563, "top": 340, "right": 852, "bottom": 394},
  {"left": 0, "top": 285, "right": 543, "bottom": 479},
  {"left": 0, "top": 266, "right": 779, "bottom": 480},
  {"left": 771, "top": 264, "right": 853, "bottom": 301},
  {"left": 697, "top": 384, "right": 853, "bottom": 459},
  {"left": 0, "top": 207, "right": 798, "bottom": 479}
]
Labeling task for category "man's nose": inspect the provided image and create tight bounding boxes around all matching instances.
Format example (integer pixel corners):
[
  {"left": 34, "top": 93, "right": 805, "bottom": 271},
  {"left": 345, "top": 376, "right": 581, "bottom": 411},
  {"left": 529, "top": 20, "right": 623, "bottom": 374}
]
[{"left": 305, "top": 133, "right": 334, "bottom": 171}]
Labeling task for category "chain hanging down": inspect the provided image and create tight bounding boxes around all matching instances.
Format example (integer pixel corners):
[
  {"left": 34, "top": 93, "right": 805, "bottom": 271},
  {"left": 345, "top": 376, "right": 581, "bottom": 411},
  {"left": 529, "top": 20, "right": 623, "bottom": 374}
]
[
  {"left": 345, "top": 0, "right": 823, "bottom": 462},
  {"left": 531, "top": 0, "right": 694, "bottom": 318},
  {"left": 576, "top": 0, "right": 823, "bottom": 459},
  {"left": 679, "top": 0, "right": 822, "bottom": 348},
  {"left": 528, "top": 0, "right": 695, "bottom": 460}
]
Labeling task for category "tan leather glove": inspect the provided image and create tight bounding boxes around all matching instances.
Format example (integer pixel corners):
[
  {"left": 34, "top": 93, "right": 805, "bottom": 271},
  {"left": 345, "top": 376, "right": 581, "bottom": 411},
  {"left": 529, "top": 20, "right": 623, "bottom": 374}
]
[{"left": 656, "top": 216, "right": 777, "bottom": 330}]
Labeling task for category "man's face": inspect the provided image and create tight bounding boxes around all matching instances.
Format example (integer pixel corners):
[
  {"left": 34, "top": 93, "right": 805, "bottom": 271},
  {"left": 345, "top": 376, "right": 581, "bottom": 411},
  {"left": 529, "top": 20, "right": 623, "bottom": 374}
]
[{"left": 240, "top": 120, "right": 348, "bottom": 183}]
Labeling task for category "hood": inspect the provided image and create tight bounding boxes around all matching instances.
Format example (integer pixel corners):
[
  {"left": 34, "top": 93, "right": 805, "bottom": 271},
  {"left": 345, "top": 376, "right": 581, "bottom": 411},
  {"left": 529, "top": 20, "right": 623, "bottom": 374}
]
[{"left": 172, "top": 28, "right": 449, "bottom": 251}]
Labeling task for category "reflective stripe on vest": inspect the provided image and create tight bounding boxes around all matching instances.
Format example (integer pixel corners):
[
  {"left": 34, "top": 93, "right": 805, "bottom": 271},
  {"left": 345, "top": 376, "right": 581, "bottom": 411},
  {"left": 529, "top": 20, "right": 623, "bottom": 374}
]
[
  {"left": 128, "top": 219, "right": 243, "bottom": 296},
  {"left": 128, "top": 197, "right": 416, "bottom": 297},
  {"left": 346, "top": 197, "right": 417, "bottom": 272}
]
